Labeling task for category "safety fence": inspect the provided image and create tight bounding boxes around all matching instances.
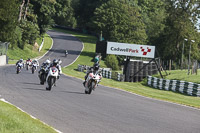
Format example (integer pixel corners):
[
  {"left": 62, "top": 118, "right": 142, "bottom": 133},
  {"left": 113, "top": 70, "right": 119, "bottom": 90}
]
[
  {"left": 77, "top": 64, "right": 124, "bottom": 81},
  {"left": 147, "top": 76, "right": 200, "bottom": 97},
  {"left": 0, "top": 42, "right": 9, "bottom": 55}
]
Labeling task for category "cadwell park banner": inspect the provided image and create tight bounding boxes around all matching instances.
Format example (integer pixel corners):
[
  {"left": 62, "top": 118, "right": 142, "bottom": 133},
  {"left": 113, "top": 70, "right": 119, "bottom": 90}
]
[{"left": 106, "top": 42, "right": 155, "bottom": 58}]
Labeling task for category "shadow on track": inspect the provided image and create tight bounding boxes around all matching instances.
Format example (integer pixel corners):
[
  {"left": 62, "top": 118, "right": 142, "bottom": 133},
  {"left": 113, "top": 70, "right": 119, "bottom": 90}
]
[
  {"left": 59, "top": 90, "right": 85, "bottom": 95},
  {"left": 22, "top": 87, "right": 46, "bottom": 91},
  {"left": 22, "top": 82, "right": 41, "bottom": 85}
]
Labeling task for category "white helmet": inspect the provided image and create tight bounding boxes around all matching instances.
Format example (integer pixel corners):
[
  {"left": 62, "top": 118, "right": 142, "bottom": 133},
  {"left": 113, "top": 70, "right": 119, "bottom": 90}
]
[{"left": 45, "top": 59, "right": 51, "bottom": 65}]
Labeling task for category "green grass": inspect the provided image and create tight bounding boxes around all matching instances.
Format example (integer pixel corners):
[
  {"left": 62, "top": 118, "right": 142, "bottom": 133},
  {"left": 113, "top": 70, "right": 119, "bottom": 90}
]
[
  {"left": 52, "top": 28, "right": 200, "bottom": 109},
  {"left": 7, "top": 33, "right": 52, "bottom": 64},
  {"left": 36, "top": 37, "right": 43, "bottom": 46},
  {"left": 155, "top": 69, "right": 200, "bottom": 84},
  {"left": 0, "top": 100, "right": 57, "bottom": 133}
]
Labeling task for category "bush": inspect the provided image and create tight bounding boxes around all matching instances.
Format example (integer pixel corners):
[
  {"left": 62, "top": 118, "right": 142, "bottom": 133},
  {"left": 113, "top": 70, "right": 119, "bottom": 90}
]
[{"left": 105, "top": 55, "right": 119, "bottom": 70}]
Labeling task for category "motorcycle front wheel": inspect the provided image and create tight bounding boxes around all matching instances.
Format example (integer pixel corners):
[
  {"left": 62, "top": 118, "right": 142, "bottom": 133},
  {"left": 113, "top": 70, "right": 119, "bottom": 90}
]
[
  {"left": 46, "top": 77, "right": 55, "bottom": 91},
  {"left": 85, "top": 80, "right": 93, "bottom": 94}
]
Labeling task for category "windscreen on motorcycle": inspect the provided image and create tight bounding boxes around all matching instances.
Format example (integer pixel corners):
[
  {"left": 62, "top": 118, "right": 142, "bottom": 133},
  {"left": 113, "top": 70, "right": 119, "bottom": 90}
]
[{"left": 50, "top": 67, "right": 58, "bottom": 72}]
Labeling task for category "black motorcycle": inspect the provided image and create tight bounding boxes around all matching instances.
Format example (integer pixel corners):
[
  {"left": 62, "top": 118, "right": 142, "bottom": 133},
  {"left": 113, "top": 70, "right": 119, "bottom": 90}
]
[
  {"left": 16, "top": 63, "right": 23, "bottom": 74},
  {"left": 38, "top": 66, "right": 47, "bottom": 85}
]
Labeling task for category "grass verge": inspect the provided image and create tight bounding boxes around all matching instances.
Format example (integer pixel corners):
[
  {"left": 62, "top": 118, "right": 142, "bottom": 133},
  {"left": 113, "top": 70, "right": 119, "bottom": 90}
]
[
  {"left": 7, "top": 33, "right": 52, "bottom": 64},
  {"left": 0, "top": 100, "right": 57, "bottom": 133},
  {"left": 54, "top": 28, "right": 200, "bottom": 109}
]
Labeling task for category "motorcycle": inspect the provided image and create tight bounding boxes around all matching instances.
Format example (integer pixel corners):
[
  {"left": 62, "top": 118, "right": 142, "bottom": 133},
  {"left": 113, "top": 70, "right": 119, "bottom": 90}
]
[
  {"left": 38, "top": 65, "right": 47, "bottom": 85},
  {"left": 26, "top": 60, "right": 32, "bottom": 70},
  {"left": 84, "top": 71, "right": 102, "bottom": 94},
  {"left": 16, "top": 63, "right": 23, "bottom": 74},
  {"left": 65, "top": 50, "right": 68, "bottom": 57},
  {"left": 46, "top": 66, "right": 59, "bottom": 91},
  {"left": 31, "top": 62, "right": 38, "bottom": 74}
]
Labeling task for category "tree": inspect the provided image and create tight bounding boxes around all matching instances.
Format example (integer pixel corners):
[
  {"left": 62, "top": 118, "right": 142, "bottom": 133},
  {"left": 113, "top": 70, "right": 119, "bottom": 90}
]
[
  {"left": 91, "top": 0, "right": 147, "bottom": 44},
  {"left": 0, "top": 0, "right": 19, "bottom": 47},
  {"left": 54, "top": 0, "right": 77, "bottom": 28},
  {"left": 31, "top": 0, "right": 56, "bottom": 35},
  {"left": 137, "top": 0, "right": 167, "bottom": 43},
  {"left": 155, "top": 0, "right": 200, "bottom": 62},
  {"left": 74, "top": 0, "right": 109, "bottom": 29}
]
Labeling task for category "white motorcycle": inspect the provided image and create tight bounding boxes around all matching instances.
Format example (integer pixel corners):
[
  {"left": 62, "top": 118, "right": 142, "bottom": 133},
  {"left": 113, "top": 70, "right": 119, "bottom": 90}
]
[
  {"left": 31, "top": 62, "right": 38, "bottom": 74},
  {"left": 26, "top": 60, "right": 32, "bottom": 70},
  {"left": 84, "top": 71, "right": 102, "bottom": 94},
  {"left": 46, "top": 66, "right": 59, "bottom": 91}
]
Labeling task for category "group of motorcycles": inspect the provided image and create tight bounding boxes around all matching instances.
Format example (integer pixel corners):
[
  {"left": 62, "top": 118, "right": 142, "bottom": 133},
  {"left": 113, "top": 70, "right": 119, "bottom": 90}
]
[
  {"left": 25, "top": 60, "right": 38, "bottom": 74},
  {"left": 16, "top": 59, "right": 60, "bottom": 91},
  {"left": 16, "top": 58, "right": 103, "bottom": 94}
]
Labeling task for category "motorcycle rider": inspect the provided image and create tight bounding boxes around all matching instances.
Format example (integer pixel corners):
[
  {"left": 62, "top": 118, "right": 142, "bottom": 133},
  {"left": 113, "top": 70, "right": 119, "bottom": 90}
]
[
  {"left": 16, "top": 59, "right": 24, "bottom": 69},
  {"left": 83, "top": 62, "right": 100, "bottom": 87},
  {"left": 42, "top": 59, "right": 51, "bottom": 68},
  {"left": 49, "top": 59, "right": 62, "bottom": 77},
  {"left": 31, "top": 59, "right": 39, "bottom": 69},
  {"left": 25, "top": 58, "right": 32, "bottom": 70},
  {"left": 26, "top": 58, "right": 32, "bottom": 64},
  {"left": 65, "top": 50, "right": 68, "bottom": 57},
  {"left": 58, "top": 59, "right": 62, "bottom": 65},
  {"left": 39, "top": 59, "right": 51, "bottom": 74},
  {"left": 38, "top": 59, "right": 51, "bottom": 84}
]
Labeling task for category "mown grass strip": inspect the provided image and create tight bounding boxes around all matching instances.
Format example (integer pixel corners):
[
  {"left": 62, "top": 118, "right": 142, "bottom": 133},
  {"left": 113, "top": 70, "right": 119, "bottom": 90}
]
[
  {"left": 0, "top": 100, "right": 57, "bottom": 133},
  {"left": 54, "top": 28, "right": 200, "bottom": 109}
]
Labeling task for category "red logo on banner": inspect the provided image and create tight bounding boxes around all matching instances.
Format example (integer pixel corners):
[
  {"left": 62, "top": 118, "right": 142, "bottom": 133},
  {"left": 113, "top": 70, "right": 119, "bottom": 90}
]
[{"left": 140, "top": 47, "right": 151, "bottom": 55}]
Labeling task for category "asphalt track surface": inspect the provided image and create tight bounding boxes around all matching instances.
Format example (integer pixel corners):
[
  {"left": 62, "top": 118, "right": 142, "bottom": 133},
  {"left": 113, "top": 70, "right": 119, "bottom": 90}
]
[{"left": 0, "top": 30, "right": 200, "bottom": 133}]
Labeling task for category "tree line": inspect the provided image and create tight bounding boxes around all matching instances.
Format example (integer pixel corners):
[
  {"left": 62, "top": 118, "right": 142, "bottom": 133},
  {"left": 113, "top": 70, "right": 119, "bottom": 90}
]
[{"left": 0, "top": 0, "right": 200, "bottom": 66}]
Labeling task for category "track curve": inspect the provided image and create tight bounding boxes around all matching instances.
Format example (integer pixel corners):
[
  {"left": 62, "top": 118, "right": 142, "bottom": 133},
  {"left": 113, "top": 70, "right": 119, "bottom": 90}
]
[{"left": 0, "top": 30, "right": 200, "bottom": 133}]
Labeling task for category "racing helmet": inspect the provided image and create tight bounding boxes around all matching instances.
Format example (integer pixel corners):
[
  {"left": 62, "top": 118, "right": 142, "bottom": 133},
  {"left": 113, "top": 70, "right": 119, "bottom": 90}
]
[
  {"left": 53, "top": 59, "right": 58, "bottom": 66},
  {"left": 93, "top": 63, "right": 100, "bottom": 71},
  {"left": 20, "top": 59, "right": 23, "bottom": 62},
  {"left": 45, "top": 59, "right": 51, "bottom": 65}
]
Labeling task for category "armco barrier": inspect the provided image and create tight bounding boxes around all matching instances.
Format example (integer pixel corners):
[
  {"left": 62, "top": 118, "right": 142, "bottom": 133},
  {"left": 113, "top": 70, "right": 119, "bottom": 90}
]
[{"left": 147, "top": 76, "right": 200, "bottom": 97}]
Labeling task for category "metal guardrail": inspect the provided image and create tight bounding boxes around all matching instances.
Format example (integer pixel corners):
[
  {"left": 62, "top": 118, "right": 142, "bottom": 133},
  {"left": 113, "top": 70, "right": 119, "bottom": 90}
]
[
  {"left": 147, "top": 76, "right": 200, "bottom": 97},
  {"left": 0, "top": 42, "right": 9, "bottom": 55}
]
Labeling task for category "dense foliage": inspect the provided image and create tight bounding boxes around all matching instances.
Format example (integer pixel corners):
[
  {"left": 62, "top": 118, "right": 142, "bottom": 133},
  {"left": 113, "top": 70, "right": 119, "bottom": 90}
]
[
  {"left": 0, "top": 0, "right": 200, "bottom": 69},
  {"left": 105, "top": 54, "right": 119, "bottom": 70}
]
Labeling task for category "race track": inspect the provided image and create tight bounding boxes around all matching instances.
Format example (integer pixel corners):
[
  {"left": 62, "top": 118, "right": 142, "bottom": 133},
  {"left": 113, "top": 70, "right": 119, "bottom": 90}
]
[{"left": 0, "top": 30, "right": 200, "bottom": 133}]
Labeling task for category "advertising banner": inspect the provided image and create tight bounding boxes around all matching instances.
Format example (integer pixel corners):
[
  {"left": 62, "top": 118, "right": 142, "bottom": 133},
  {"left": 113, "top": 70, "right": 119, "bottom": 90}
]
[{"left": 106, "top": 42, "right": 155, "bottom": 58}]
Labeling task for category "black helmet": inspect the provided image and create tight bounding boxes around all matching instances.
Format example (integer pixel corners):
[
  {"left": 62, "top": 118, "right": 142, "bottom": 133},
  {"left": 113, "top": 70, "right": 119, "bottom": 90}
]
[
  {"left": 93, "top": 63, "right": 100, "bottom": 71},
  {"left": 53, "top": 59, "right": 58, "bottom": 66}
]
